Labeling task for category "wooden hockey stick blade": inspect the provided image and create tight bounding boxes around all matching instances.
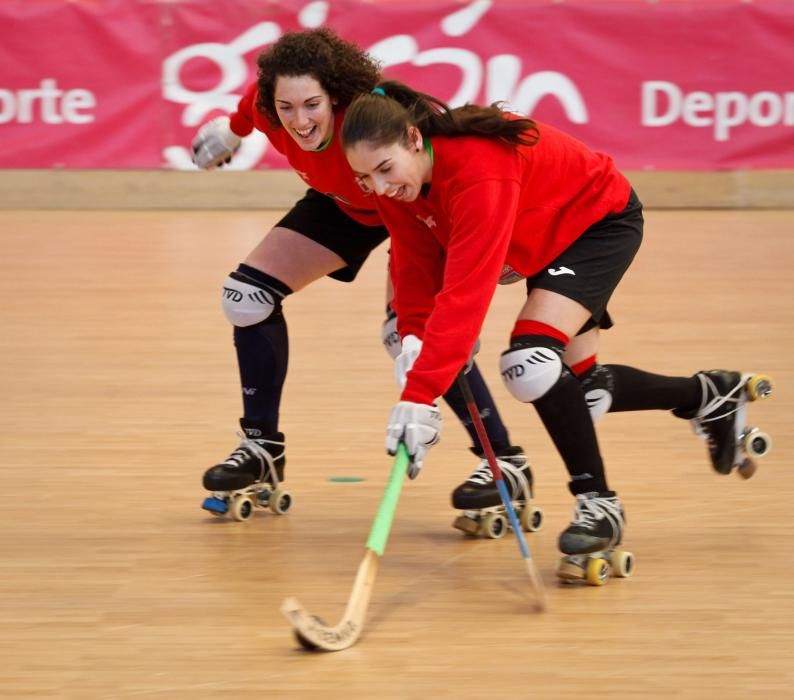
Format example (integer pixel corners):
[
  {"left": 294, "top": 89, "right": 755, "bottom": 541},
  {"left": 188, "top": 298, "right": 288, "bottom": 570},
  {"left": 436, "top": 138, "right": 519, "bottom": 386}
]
[
  {"left": 280, "top": 445, "right": 409, "bottom": 651},
  {"left": 281, "top": 549, "right": 379, "bottom": 652}
]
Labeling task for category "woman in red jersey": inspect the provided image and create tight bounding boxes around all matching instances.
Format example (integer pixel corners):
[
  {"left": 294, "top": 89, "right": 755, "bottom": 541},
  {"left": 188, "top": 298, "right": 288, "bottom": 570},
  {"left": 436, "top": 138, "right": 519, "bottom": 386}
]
[
  {"left": 342, "top": 81, "right": 770, "bottom": 581},
  {"left": 192, "top": 30, "right": 533, "bottom": 525}
]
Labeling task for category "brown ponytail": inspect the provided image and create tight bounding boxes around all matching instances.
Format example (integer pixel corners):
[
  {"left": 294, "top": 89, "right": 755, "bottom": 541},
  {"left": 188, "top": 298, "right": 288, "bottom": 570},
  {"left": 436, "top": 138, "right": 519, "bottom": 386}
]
[{"left": 341, "top": 79, "right": 539, "bottom": 150}]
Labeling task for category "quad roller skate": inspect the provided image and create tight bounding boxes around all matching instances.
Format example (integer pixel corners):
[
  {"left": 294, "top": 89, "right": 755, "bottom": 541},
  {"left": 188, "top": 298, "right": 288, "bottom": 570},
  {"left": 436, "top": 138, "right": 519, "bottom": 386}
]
[
  {"left": 676, "top": 371, "right": 773, "bottom": 479},
  {"left": 201, "top": 421, "right": 291, "bottom": 521},
  {"left": 557, "top": 491, "right": 634, "bottom": 587},
  {"left": 451, "top": 447, "right": 543, "bottom": 539}
]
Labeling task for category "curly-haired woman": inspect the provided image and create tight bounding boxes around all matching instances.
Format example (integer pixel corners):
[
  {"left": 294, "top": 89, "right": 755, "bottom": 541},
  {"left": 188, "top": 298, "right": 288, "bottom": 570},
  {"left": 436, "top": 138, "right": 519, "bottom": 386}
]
[{"left": 193, "top": 30, "right": 532, "bottom": 524}]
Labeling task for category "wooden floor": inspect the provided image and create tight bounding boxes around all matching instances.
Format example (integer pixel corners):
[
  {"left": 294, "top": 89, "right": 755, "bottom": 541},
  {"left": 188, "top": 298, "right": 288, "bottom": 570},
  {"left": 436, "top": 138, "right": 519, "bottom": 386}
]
[{"left": 1, "top": 207, "right": 792, "bottom": 699}]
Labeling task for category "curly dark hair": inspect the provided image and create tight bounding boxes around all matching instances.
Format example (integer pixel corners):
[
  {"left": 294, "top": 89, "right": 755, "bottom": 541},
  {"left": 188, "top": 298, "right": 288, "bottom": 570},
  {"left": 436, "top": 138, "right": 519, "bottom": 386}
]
[{"left": 256, "top": 28, "right": 381, "bottom": 128}]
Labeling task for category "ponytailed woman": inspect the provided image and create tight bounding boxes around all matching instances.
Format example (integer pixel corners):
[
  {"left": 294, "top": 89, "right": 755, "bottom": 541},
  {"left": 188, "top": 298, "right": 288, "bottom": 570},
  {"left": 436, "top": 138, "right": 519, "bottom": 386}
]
[{"left": 342, "top": 80, "right": 771, "bottom": 582}]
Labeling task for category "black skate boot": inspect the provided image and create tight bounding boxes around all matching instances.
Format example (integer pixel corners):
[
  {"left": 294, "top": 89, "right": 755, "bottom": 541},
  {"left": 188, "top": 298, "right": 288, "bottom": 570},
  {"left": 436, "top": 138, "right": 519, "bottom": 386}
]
[
  {"left": 201, "top": 419, "right": 291, "bottom": 521},
  {"left": 451, "top": 446, "right": 543, "bottom": 539},
  {"left": 674, "top": 370, "right": 773, "bottom": 478},
  {"left": 557, "top": 491, "right": 634, "bottom": 586}
]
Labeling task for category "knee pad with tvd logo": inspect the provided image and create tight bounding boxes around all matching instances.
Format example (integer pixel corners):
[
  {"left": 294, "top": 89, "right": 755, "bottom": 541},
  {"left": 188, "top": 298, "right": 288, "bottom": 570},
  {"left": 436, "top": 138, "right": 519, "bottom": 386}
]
[
  {"left": 500, "top": 338, "right": 566, "bottom": 403},
  {"left": 381, "top": 306, "right": 401, "bottom": 360},
  {"left": 578, "top": 363, "right": 614, "bottom": 422},
  {"left": 221, "top": 266, "right": 291, "bottom": 327}
]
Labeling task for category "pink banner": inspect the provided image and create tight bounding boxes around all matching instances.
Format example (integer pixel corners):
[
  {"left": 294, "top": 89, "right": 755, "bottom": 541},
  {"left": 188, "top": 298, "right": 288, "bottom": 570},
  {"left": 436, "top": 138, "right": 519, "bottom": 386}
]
[{"left": 1, "top": 0, "right": 792, "bottom": 170}]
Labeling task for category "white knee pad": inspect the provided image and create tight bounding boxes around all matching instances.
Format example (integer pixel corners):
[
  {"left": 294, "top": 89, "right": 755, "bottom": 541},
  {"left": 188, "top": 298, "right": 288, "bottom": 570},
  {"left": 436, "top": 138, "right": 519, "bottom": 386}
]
[
  {"left": 221, "top": 271, "right": 285, "bottom": 327},
  {"left": 500, "top": 345, "right": 563, "bottom": 402},
  {"left": 382, "top": 313, "right": 401, "bottom": 359}
]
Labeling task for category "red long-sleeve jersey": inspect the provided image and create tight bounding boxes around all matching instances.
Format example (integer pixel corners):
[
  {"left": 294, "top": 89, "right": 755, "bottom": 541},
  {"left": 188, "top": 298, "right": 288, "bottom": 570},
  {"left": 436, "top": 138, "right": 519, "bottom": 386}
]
[
  {"left": 229, "top": 82, "right": 381, "bottom": 226},
  {"left": 377, "top": 122, "right": 631, "bottom": 405}
]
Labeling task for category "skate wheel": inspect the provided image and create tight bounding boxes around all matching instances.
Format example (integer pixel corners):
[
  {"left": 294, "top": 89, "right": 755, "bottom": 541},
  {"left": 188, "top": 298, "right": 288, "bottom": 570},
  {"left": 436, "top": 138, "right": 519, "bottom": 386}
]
[
  {"left": 557, "top": 557, "right": 584, "bottom": 582},
  {"left": 269, "top": 488, "right": 292, "bottom": 515},
  {"left": 480, "top": 512, "right": 507, "bottom": 539},
  {"left": 585, "top": 558, "right": 610, "bottom": 586},
  {"left": 230, "top": 495, "right": 254, "bottom": 521},
  {"left": 519, "top": 506, "right": 543, "bottom": 533},
  {"left": 746, "top": 374, "right": 773, "bottom": 401},
  {"left": 453, "top": 515, "right": 481, "bottom": 535},
  {"left": 737, "top": 458, "right": 757, "bottom": 480},
  {"left": 609, "top": 549, "right": 634, "bottom": 578},
  {"left": 742, "top": 428, "right": 771, "bottom": 458}
]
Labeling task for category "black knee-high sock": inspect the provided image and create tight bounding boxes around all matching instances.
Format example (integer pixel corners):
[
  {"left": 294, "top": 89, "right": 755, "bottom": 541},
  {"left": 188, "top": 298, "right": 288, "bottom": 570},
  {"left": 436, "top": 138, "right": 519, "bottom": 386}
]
[
  {"left": 584, "top": 364, "right": 701, "bottom": 413},
  {"left": 534, "top": 371, "right": 608, "bottom": 495},
  {"left": 234, "top": 313, "right": 289, "bottom": 433},
  {"left": 441, "top": 362, "right": 512, "bottom": 454}
]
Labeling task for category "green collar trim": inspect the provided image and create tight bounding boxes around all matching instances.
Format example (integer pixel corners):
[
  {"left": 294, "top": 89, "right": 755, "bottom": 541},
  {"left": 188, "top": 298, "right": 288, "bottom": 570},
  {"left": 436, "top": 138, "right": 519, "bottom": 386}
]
[{"left": 313, "top": 130, "right": 333, "bottom": 152}]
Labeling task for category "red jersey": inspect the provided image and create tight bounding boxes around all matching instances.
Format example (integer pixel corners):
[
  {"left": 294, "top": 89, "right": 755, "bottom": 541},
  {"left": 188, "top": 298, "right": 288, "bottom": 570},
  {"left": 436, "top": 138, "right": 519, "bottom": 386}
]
[
  {"left": 229, "top": 82, "right": 381, "bottom": 226},
  {"left": 377, "top": 122, "right": 631, "bottom": 405}
]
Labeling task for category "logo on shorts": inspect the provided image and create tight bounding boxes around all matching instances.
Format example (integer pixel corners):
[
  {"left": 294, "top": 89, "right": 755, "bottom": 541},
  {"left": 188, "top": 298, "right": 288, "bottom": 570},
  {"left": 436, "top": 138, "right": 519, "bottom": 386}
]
[{"left": 547, "top": 266, "right": 575, "bottom": 276}]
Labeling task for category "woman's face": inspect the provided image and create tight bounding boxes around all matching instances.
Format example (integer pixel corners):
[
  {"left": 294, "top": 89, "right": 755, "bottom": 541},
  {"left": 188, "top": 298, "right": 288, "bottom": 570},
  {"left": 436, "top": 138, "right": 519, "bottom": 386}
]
[
  {"left": 345, "top": 129, "right": 431, "bottom": 202},
  {"left": 273, "top": 74, "right": 335, "bottom": 151}
]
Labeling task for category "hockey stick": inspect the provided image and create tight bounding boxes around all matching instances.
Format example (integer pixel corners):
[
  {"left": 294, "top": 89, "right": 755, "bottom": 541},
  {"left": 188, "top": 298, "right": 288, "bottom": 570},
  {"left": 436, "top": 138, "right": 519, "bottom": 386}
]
[
  {"left": 456, "top": 372, "right": 547, "bottom": 611},
  {"left": 280, "top": 443, "right": 409, "bottom": 651}
]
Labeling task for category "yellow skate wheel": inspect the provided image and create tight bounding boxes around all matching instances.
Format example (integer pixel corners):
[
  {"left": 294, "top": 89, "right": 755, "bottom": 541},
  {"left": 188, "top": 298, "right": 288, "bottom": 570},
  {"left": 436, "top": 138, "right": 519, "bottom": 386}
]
[
  {"left": 585, "top": 558, "right": 610, "bottom": 586},
  {"left": 737, "top": 458, "right": 757, "bottom": 480},
  {"left": 231, "top": 495, "right": 254, "bottom": 521},
  {"left": 269, "top": 488, "right": 292, "bottom": 515},
  {"left": 746, "top": 374, "right": 773, "bottom": 401},
  {"left": 557, "top": 557, "right": 584, "bottom": 582},
  {"left": 609, "top": 549, "right": 634, "bottom": 578},
  {"left": 481, "top": 512, "right": 507, "bottom": 539},
  {"left": 453, "top": 515, "right": 481, "bottom": 535},
  {"left": 743, "top": 428, "right": 772, "bottom": 458},
  {"left": 519, "top": 505, "right": 544, "bottom": 533}
]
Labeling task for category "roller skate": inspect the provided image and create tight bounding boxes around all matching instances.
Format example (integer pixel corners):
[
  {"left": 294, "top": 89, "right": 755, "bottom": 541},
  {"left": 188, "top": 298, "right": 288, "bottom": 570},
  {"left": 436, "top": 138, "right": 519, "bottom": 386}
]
[
  {"left": 557, "top": 491, "right": 634, "bottom": 586},
  {"left": 201, "top": 420, "right": 292, "bottom": 521},
  {"left": 451, "top": 447, "right": 543, "bottom": 539},
  {"left": 674, "top": 370, "right": 773, "bottom": 479}
]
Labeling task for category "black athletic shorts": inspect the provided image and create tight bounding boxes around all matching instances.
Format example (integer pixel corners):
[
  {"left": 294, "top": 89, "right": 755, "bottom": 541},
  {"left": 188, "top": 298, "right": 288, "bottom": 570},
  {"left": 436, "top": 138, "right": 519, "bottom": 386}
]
[
  {"left": 525, "top": 188, "right": 644, "bottom": 334},
  {"left": 276, "top": 188, "right": 389, "bottom": 282}
]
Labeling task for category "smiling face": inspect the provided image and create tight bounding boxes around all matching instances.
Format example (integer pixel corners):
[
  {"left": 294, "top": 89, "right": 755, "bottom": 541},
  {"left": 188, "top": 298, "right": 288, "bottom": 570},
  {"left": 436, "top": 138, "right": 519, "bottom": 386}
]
[
  {"left": 273, "top": 74, "right": 336, "bottom": 151},
  {"left": 345, "top": 128, "right": 432, "bottom": 202}
]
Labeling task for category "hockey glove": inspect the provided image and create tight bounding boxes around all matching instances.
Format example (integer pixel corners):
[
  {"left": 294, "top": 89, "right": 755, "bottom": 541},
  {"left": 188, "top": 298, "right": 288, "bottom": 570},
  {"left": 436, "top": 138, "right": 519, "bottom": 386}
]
[
  {"left": 386, "top": 401, "right": 442, "bottom": 479},
  {"left": 192, "top": 116, "right": 242, "bottom": 169}
]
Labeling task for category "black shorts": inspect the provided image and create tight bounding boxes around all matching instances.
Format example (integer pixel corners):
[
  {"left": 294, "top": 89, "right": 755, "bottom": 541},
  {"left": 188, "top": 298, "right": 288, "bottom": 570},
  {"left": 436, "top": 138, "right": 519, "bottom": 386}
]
[
  {"left": 276, "top": 188, "right": 389, "bottom": 282},
  {"left": 525, "top": 188, "right": 643, "bottom": 334}
]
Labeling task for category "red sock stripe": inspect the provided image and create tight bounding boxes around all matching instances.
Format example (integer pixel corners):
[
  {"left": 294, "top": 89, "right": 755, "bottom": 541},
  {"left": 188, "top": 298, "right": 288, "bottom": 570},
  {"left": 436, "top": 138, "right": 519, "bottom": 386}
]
[
  {"left": 570, "top": 355, "right": 597, "bottom": 377},
  {"left": 511, "top": 320, "right": 569, "bottom": 345}
]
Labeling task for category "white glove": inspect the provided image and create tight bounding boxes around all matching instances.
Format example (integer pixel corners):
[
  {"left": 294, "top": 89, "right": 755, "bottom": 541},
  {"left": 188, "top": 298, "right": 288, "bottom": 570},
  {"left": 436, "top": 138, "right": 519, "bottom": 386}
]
[
  {"left": 394, "top": 334, "right": 422, "bottom": 389},
  {"left": 386, "top": 401, "right": 442, "bottom": 479},
  {"left": 191, "top": 116, "right": 242, "bottom": 169},
  {"left": 395, "top": 334, "right": 480, "bottom": 388}
]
